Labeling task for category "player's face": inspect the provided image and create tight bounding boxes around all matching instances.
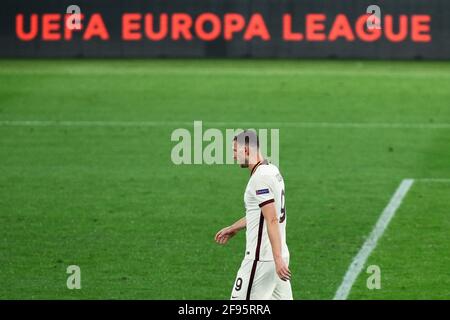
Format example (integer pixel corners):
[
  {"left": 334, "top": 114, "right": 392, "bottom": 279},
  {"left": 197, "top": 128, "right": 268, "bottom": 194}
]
[{"left": 233, "top": 141, "right": 248, "bottom": 168}]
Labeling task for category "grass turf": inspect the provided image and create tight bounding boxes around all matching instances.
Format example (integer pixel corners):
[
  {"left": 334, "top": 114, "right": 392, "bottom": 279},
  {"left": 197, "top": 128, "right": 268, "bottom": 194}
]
[{"left": 0, "top": 60, "right": 449, "bottom": 299}]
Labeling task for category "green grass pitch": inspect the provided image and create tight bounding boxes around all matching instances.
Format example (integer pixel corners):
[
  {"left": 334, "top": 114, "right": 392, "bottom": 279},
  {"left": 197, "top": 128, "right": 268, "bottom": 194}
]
[{"left": 0, "top": 59, "right": 449, "bottom": 299}]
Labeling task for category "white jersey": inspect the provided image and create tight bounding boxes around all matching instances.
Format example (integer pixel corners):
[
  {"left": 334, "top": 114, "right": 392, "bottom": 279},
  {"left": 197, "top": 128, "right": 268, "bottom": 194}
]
[{"left": 243, "top": 160, "right": 289, "bottom": 262}]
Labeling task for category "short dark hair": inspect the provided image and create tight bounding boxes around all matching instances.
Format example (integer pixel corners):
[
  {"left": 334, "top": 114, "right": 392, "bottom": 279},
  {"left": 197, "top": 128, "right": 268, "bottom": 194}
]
[{"left": 233, "top": 130, "right": 259, "bottom": 149}]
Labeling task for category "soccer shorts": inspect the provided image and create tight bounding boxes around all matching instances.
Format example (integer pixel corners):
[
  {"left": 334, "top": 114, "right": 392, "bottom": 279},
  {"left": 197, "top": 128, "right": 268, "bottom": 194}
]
[{"left": 230, "top": 257, "right": 293, "bottom": 300}]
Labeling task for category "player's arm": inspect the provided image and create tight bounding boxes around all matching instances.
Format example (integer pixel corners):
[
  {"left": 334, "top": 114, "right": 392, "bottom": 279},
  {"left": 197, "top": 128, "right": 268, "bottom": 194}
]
[
  {"left": 215, "top": 217, "right": 246, "bottom": 245},
  {"left": 261, "top": 202, "right": 291, "bottom": 281}
]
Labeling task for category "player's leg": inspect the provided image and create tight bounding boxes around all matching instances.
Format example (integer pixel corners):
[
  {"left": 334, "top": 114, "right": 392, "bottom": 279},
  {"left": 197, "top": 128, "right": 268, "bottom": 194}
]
[
  {"left": 271, "top": 257, "right": 293, "bottom": 300},
  {"left": 230, "top": 259, "right": 253, "bottom": 300},
  {"left": 230, "top": 260, "right": 276, "bottom": 300},
  {"left": 247, "top": 260, "right": 276, "bottom": 300},
  {"left": 271, "top": 278, "right": 293, "bottom": 300}
]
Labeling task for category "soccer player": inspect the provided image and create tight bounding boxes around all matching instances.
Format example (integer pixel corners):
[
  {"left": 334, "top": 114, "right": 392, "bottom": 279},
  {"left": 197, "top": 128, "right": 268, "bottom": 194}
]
[{"left": 215, "top": 130, "right": 293, "bottom": 300}]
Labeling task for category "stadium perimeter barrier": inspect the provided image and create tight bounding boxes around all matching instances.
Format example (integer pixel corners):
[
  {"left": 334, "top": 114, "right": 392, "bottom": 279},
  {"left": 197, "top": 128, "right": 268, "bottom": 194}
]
[{"left": 1, "top": 0, "right": 449, "bottom": 59}]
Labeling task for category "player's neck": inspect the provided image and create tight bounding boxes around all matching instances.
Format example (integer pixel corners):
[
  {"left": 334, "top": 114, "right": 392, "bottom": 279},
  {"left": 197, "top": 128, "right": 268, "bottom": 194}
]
[{"left": 248, "top": 156, "right": 265, "bottom": 175}]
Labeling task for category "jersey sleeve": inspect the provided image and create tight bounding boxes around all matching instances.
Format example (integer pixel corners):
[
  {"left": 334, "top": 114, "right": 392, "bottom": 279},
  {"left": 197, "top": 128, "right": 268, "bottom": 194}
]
[{"left": 252, "top": 174, "right": 275, "bottom": 208}]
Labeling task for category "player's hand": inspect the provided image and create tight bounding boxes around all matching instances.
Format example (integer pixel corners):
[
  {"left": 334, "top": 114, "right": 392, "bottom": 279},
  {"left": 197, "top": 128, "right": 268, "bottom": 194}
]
[
  {"left": 215, "top": 226, "right": 238, "bottom": 245},
  {"left": 275, "top": 258, "right": 291, "bottom": 281}
]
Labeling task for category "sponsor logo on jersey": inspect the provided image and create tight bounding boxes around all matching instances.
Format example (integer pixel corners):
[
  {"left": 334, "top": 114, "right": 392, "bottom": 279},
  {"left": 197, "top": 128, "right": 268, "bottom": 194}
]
[{"left": 256, "top": 188, "right": 270, "bottom": 195}]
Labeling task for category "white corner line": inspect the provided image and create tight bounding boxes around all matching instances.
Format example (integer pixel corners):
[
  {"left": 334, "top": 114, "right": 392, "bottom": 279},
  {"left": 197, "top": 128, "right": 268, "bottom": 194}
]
[{"left": 333, "top": 179, "right": 415, "bottom": 300}]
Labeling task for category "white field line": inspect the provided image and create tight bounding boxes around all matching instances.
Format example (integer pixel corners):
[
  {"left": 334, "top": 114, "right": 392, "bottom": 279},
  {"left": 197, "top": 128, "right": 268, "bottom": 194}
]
[
  {"left": 415, "top": 178, "right": 450, "bottom": 183},
  {"left": 333, "top": 179, "right": 415, "bottom": 300},
  {"left": 1, "top": 120, "right": 450, "bottom": 129}
]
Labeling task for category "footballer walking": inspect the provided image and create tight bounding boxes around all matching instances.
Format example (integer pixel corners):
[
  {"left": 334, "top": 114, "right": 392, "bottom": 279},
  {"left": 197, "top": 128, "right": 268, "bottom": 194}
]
[{"left": 215, "top": 130, "right": 293, "bottom": 300}]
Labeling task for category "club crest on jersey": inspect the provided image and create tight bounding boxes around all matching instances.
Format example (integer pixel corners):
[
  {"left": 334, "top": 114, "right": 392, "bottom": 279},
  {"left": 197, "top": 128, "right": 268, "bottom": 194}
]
[{"left": 256, "top": 188, "right": 270, "bottom": 195}]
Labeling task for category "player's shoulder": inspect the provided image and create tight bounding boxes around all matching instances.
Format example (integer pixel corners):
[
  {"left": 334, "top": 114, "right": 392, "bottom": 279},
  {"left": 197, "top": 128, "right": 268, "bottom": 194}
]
[
  {"left": 257, "top": 162, "right": 280, "bottom": 176},
  {"left": 252, "top": 162, "right": 282, "bottom": 182}
]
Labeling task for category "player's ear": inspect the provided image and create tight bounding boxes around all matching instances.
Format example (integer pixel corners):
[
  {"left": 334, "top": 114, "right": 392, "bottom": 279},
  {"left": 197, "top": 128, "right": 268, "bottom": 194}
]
[
  {"left": 245, "top": 145, "right": 250, "bottom": 156},
  {"left": 247, "top": 146, "right": 258, "bottom": 164}
]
